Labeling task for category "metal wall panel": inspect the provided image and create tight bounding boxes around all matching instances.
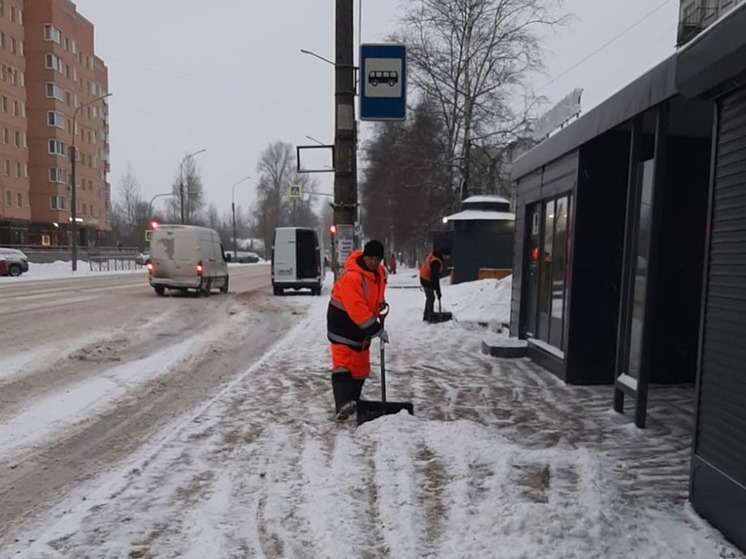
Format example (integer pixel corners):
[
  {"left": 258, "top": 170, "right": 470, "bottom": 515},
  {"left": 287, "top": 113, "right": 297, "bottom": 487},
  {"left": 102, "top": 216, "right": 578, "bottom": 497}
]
[{"left": 692, "top": 85, "right": 746, "bottom": 552}]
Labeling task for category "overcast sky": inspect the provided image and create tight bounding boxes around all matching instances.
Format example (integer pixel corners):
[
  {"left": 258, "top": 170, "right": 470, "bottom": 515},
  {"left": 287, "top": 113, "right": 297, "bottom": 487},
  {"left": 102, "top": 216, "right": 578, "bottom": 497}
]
[{"left": 69, "top": 0, "right": 680, "bottom": 219}]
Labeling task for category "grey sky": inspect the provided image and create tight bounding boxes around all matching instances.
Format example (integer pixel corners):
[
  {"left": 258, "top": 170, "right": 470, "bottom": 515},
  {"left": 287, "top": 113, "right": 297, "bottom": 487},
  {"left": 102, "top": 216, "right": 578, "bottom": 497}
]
[{"left": 70, "top": 0, "right": 678, "bottom": 219}]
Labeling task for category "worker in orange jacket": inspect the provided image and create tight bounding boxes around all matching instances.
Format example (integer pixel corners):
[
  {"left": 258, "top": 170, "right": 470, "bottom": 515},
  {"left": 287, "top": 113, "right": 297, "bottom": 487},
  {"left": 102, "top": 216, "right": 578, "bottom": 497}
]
[
  {"left": 327, "top": 240, "right": 389, "bottom": 421},
  {"left": 419, "top": 248, "right": 448, "bottom": 322}
]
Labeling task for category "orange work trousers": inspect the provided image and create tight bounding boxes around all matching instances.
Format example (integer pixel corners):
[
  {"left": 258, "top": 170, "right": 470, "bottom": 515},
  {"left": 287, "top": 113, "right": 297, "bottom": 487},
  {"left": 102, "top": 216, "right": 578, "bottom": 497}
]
[{"left": 330, "top": 343, "right": 371, "bottom": 380}]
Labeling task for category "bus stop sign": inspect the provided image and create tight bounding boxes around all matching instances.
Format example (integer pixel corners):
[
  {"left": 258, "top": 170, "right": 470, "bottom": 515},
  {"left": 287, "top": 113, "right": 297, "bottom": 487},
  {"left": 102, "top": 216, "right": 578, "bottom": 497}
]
[{"left": 360, "top": 44, "right": 406, "bottom": 121}]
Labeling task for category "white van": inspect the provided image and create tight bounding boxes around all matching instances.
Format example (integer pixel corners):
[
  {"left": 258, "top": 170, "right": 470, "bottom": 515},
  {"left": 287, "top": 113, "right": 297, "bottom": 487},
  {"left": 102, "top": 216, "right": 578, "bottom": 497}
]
[
  {"left": 271, "top": 227, "right": 323, "bottom": 295},
  {"left": 147, "top": 224, "right": 229, "bottom": 296}
]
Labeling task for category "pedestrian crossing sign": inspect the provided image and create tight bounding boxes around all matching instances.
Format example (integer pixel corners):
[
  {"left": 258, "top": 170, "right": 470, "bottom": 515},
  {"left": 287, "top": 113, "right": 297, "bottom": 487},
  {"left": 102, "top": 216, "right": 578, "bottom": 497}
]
[{"left": 289, "top": 184, "right": 302, "bottom": 198}]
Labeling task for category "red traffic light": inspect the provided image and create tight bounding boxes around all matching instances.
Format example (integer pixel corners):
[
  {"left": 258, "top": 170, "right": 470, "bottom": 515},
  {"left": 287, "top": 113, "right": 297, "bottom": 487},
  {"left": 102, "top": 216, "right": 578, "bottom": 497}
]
[
  {"left": 150, "top": 220, "right": 160, "bottom": 230},
  {"left": 330, "top": 224, "right": 337, "bottom": 235}
]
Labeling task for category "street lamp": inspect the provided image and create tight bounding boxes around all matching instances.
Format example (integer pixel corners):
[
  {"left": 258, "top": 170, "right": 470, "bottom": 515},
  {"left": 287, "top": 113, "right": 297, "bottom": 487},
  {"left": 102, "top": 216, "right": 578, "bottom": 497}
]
[
  {"left": 301, "top": 42, "right": 358, "bottom": 279},
  {"left": 149, "top": 192, "right": 175, "bottom": 217},
  {"left": 231, "top": 176, "right": 252, "bottom": 260},
  {"left": 179, "top": 149, "right": 206, "bottom": 224},
  {"left": 299, "top": 48, "right": 335, "bottom": 67},
  {"left": 70, "top": 91, "right": 113, "bottom": 272}
]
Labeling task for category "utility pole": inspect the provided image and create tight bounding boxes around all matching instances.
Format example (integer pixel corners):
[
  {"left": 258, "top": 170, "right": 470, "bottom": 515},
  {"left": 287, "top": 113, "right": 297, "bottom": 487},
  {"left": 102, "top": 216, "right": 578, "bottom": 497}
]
[{"left": 334, "top": 0, "right": 357, "bottom": 261}]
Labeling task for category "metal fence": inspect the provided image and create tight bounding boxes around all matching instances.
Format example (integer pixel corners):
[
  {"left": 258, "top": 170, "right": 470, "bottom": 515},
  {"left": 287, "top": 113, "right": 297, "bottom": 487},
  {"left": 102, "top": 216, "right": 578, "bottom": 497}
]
[{"left": 9, "top": 246, "right": 145, "bottom": 271}]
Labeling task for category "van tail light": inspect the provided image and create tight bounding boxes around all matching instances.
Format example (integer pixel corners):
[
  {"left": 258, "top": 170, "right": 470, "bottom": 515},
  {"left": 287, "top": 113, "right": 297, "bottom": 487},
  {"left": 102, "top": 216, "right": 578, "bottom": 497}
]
[
  {"left": 196, "top": 261, "right": 204, "bottom": 276},
  {"left": 317, "top": 264, "right": 321, "bottom": 276},
  {"left": 146, "top": 259, "right": 154, "bottom": 274}
]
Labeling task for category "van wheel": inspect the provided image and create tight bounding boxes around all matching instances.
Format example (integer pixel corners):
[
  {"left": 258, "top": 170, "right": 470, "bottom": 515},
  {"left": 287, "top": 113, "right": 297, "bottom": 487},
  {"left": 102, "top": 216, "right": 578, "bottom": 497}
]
[
  {"left": 220, "top": 277, "right": 229, "bottom": 294},
  {"left": 154, "top": 285, "right": 166, "bottom": 296},
  {"left": 201, "top": 279, "right": 212, "bottom": 297},
  {"left": 273, "top": 286, "right": 282, "bottom": 296}
]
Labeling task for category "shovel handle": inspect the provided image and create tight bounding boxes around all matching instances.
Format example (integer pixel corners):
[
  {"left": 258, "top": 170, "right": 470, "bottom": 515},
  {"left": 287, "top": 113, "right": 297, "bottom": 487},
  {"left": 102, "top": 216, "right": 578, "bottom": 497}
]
[{"left": 379, "top": 302, "right": 390, "bottom": 324}]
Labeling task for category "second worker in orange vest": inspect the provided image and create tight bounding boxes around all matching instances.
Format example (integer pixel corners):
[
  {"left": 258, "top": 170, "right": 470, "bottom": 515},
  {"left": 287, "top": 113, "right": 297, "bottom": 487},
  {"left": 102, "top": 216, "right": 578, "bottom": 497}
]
[
  {"left": 419, "top": 248, "right": 448, "bottom": 322},
  {"left": 327, "top": 240, "right": 389, "bottom": 421}
]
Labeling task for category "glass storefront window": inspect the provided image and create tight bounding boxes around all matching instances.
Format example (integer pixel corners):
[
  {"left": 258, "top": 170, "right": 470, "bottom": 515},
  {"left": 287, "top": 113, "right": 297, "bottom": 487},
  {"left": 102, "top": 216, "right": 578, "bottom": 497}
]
[
  {"left": 550, "top": 196, "right": 569, "bottom": 349},
  {"left": 526, "top": 194, "right": 573, "bottom": 351},
  {"left": 627, "top": 159, "right": 655, "bottom": 379},
  {"left": 537, "top": 200, "right": 555, "bottom": 341}
]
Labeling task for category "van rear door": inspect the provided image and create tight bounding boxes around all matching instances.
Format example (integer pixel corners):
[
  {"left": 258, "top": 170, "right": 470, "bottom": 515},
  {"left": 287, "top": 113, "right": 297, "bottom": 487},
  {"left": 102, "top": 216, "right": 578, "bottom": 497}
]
[
  {"left": 296, "top": 229, "right": 320, "bottom": 279},
  {"left": 273, "top": 229, "right": 296, "bottom": 282}
]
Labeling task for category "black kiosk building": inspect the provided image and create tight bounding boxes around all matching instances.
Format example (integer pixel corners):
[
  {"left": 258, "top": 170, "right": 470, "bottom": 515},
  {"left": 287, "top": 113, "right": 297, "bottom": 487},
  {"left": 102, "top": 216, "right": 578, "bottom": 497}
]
[{"left": 509, "top": 4, "right": 746, "bottom": 551}]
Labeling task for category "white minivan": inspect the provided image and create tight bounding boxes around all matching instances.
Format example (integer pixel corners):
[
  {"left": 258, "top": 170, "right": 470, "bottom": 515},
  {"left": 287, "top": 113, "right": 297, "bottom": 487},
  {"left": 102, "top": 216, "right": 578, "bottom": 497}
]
[
  {"left": 271, "top": 227, "right": 323, "bottom": 295},
  {"left": 147, "top": 224, "right": 229, "bottom": 296}
]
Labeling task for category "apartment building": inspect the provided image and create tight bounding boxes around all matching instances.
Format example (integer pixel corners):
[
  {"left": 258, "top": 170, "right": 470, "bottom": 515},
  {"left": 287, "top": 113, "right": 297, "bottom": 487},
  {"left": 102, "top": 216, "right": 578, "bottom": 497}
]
[
  {"left": 0, "top": 0, "right": 29, "bottom": 246},
  {"left": 0, "top": 0, "right": 109, "bottom": 249}
]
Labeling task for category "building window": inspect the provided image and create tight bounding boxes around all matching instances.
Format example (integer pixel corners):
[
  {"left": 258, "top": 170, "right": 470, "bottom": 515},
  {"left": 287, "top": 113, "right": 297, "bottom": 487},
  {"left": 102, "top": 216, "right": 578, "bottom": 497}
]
[
  {"left": 44, "top": 24, "right": 62, "bottom": 44},
  {"left": 47, "top": 111, "right": 65, "bottom": 128},
  {"left": 9, "top": 36, "right": 15, "bottom": 54},
  {"left": 49, "top": 167, "right": 67, "bottom": 183},
  {"left": 50, "top": 195, "right": 66, "bottom": 210},
  {"left": 48, "top": 139, "right": 66, "bottom": 156},
  {"left": 3, "top": 159, "right": 9, "bottom": 176},
  {"left": 45, "top": 53, "right": 63, "bottom": 73},
  {"left": 2, "top": 127, "right": 7, "bottom": 144},
  {"left": 46, "top": 82, "right": 64, "bottom": 101},
  {"left": 13, "top": 130, "right": 18, "bottom": 147},
  {"left": 4, "top": 190, "right": 9, "bottom": 206}
]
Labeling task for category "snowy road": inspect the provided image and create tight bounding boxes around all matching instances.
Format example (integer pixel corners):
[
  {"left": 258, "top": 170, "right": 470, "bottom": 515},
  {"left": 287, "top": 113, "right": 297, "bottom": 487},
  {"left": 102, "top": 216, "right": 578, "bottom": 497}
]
[{"left": 0, "top": 264, "right": 301, "bottom": 545}]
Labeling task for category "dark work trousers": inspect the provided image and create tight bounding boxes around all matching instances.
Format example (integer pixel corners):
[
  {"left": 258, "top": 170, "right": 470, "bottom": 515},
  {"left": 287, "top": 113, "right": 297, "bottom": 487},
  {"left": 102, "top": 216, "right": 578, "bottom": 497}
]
[
  {"left": 331, "top": 371, "right": 365, "bottom": 412},
  {"left": 422, "top": 285, "right": 436, "bottom": 320}
]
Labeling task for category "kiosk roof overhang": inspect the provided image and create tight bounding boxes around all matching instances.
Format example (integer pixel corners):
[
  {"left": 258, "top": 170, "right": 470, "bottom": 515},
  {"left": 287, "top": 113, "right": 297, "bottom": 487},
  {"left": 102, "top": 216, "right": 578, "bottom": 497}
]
[{"left": 512, "top": 54, "right": 678, "bottom": 181}]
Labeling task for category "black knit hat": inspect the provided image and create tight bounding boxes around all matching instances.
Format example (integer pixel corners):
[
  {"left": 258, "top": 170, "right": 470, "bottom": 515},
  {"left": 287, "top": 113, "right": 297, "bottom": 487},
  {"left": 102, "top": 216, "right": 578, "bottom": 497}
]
[{"left": 362, "top": 240, "right": 385, "bottom": 259}]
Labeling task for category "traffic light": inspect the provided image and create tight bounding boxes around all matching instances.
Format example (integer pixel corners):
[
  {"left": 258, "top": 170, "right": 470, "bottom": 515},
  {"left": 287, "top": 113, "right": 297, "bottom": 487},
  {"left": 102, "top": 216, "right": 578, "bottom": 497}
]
[
  {"left": 150, "top": 220, "right": 160, "bottom": 230},
  {"left": 330, "top": 224, "right": 337, "bottom": 236}
]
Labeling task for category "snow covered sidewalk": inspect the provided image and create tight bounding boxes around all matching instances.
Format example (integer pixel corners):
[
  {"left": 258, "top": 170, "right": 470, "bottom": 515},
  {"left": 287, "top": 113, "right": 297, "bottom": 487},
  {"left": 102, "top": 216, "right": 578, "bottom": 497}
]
[{"left": 7, "top": 270, "right": 743, "bottom": 558}]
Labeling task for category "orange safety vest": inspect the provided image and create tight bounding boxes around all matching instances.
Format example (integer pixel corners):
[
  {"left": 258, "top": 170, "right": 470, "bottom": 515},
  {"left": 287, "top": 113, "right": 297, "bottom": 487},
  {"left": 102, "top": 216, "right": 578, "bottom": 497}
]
[{"left": 419, "top": 253, "right": 443, "bottom": 283}]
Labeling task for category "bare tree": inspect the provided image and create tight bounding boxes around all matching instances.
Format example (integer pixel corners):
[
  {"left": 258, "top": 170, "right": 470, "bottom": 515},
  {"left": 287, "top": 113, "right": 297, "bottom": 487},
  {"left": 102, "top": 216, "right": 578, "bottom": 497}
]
[
  {"left": 361, "top": 98, "right": 451, "bottom": 261},
  {"left": 396, "top": 0, "right": 564, "bottom": 199},
  {"left": 111, "top": 164, "right": 148, "bottom": 247},
  {"left": 252, "top": 141, "right": 320, "bottom": 252},
  {"left": 169, "top": 155, "right": 205, "bottom": 224}
]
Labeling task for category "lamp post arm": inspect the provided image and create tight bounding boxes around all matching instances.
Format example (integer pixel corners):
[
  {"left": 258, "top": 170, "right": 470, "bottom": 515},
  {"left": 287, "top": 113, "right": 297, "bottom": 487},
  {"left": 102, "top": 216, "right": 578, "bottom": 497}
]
[{"left": 230, "top": 176, "right": 251, "bottom": 259}]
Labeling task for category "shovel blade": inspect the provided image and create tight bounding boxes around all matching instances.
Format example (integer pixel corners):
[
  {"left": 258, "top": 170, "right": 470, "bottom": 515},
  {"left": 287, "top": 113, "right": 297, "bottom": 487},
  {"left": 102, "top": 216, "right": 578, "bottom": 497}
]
[
  {"left": 429, "top": 311, "right": 452, "bottom": 323},
  {"left": 356, "top": 400, "right": 414, "bottom": 425}
]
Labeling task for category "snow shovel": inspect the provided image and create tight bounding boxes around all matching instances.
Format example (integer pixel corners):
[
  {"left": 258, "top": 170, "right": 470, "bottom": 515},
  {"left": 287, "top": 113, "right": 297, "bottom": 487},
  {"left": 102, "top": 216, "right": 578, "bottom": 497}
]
[
  {"left": 429, "top": 297, "right": 453, "bottom": 323},
  {"left": 357, "top": 307, "right": 414, "bottom": 425}
]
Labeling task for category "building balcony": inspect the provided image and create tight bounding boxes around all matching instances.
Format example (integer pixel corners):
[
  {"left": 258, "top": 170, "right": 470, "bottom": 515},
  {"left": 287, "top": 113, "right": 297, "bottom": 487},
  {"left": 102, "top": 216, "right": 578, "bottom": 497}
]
[{"left": 678, "top": 5, "right": 719, "bottom": 46}]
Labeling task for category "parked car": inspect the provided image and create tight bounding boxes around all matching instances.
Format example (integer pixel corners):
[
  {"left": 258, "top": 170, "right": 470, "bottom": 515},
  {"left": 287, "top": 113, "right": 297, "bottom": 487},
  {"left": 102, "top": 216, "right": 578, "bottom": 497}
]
[
  {"left": 0, "top": 248, "right": 29, "bottom": 276},
  {"left": 226, "top": 251, "right": 260, "bottom": 264}
]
